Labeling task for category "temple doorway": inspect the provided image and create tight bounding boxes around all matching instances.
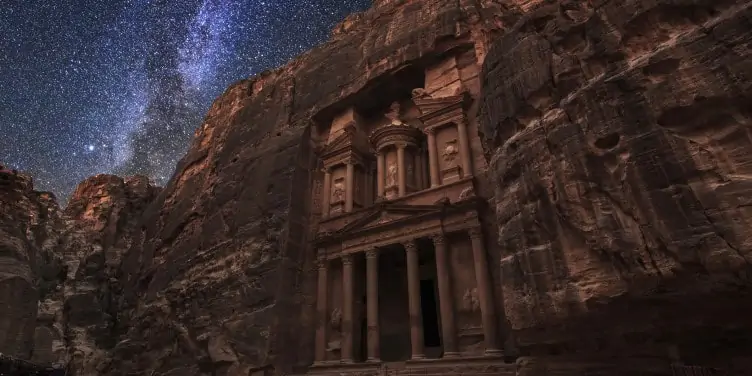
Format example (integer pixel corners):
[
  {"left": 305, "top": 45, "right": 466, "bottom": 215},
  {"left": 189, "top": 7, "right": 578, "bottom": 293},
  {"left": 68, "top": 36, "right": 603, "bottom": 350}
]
[
  {"left": 417, "top": 238, "right": 443, "bottom": 358},
  {"left": 378, "top": 245, "right": 411, "bottom": 362},
  {"left": 420, "top": 279, "right": 441, "bottom": 348}
]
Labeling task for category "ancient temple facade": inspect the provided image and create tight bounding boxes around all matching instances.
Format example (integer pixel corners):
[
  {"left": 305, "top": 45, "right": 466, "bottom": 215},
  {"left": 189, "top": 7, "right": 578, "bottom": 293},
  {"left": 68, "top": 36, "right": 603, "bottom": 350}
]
[{"left": 304, "top": 44, "right": 511, "bottom": 376}]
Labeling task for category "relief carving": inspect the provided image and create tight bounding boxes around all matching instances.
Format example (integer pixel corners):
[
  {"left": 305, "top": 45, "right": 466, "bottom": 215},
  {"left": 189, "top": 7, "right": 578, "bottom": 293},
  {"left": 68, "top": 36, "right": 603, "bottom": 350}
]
[
  {"left": 330, "top": 307, "right": 342, "bottom": 330},
  {"left": 385, "top": 102, "right": 403, "bottom": 126},
  {"left": 462, "top": 288, "right": 480, "bottom": 312},
  {"left": 386, "top": 162, "right": 398, "bottom": 187},
  {"left": 442, "top": 139, "right": 459, "bottom": 166},
  {"left": 331, "top": 178, "right": 345, "bottom": 203}
]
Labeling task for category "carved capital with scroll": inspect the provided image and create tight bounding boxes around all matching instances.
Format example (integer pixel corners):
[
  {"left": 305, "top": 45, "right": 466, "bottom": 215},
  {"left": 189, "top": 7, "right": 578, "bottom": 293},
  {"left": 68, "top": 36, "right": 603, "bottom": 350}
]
[
  {"left": 317, "top": 255, "right": 328, "bottom": 270},
  {"left": 342, "top": 254, "right": 353, "bottom": 266},
  {"left": 403, "top": 240, "right": 418, "bottom": 253},
  {"left": 468, "top": 227, "right": 483, "bottom": 240},
  {"left": 365, "top": 248, "right": 378, "bottom": 259},
  {"left": 431, "top": 233, "right": 446, "bottom": 246}
]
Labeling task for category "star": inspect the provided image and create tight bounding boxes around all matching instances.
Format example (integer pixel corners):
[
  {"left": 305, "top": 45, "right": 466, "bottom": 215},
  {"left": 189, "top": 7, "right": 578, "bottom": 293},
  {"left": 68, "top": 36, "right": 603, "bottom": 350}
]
[{"left": 0, "top": 0, "right": 371, "bottom": 205}]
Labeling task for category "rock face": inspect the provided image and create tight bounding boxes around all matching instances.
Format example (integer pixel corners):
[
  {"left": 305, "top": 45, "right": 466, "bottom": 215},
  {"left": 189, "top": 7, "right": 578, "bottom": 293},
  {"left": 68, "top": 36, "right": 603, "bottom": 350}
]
[
  {"left": 3, "top": 0, "right": 752, "bottom": 375},
  {"left": 0, "top": 166, "right": 55, "bottom": 359},
  {"left": 0, "top": 168, "right": 159, "bottom": 374},
  {"left": 480, "top": 0, "right": 752, "bottom": 373},
  {"left": 108, "top": 2, "right": 510, "bottom": 375}
]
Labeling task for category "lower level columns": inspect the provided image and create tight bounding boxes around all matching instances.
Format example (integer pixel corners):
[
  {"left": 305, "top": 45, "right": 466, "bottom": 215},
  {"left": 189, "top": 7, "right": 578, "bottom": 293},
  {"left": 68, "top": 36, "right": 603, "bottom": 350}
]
[
  {"left": 314, "top": 256, "right": 329, "bottom": 363},
  {"left": 431, "top": 234, "right": 459, "bottom": 357},
  {"left": 404, "top": 240, "right": 425, "bottom": 359},
  {"left": 365, "top": 249, "right": 380, "bottom": 361},
  {"left": 341, "top": 254, "right": 355, "bottom": 363},
  {"left": 469, "top": 228, "right": 502, "bottom": 355}
]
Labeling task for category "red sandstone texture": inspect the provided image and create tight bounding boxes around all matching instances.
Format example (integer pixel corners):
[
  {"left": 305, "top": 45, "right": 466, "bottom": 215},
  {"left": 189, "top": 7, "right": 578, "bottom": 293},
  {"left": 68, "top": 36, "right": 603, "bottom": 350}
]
[{"left": 0, "top": 0, "right": 751, "bottom": 376}]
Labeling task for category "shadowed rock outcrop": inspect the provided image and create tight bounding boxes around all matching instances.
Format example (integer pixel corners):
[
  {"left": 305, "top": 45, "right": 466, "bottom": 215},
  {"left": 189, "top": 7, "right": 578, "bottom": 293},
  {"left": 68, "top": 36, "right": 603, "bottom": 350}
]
[{"left": 480, "top": 0, "right": 752, "bottom": 373}]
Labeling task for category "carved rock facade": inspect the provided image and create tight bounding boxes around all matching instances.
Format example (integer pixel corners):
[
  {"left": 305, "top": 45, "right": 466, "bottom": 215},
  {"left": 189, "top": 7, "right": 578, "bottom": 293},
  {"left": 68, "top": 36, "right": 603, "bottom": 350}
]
[{"left": 480, "top": 0, "right": 752, "bottom": 374}]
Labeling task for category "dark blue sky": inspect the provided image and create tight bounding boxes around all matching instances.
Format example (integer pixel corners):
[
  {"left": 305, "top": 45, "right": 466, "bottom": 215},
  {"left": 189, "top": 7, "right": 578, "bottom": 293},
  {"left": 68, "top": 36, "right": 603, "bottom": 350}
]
[{"left": 0, "top": 0, "right": 369, "bottom": 203}]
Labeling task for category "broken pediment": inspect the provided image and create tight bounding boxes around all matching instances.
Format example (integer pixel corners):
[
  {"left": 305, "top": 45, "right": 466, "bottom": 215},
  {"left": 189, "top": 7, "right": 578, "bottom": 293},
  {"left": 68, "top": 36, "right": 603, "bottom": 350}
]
[
  {"left": 414, "top": 93, "right": 468, "bottom": 124},
  {"left": 320, "top": 124, "right": 370, "bottom": 160}
]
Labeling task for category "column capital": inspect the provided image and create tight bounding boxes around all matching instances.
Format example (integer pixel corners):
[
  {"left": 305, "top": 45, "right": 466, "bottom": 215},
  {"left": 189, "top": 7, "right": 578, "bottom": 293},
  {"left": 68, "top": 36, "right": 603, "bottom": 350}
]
[
  {"left": 431, "top": 233, "right": 446, "bottom": 246},
  {"left": 322, "top": 166, "right": 333, "bottom": 174},
  {"left": 342, "top": 254, "right": 354, "bottom": 265},
  {"left": 403, "top": 239, "right": 418, "bottom": 252},
  {"left": 423, "top": 127, "right": 436, "bottom": 135},
  {"left": 366, "top": 249, "right": 378, "bottom": 259},
  {"left": 395, "top": 142, "right": 408, "bottom": 150},
  {"left": 469, "top": 227, "right": 483, "bottom": 240},
  {"left": 317, "top": 255, "right": 328, "bottom": 269}
]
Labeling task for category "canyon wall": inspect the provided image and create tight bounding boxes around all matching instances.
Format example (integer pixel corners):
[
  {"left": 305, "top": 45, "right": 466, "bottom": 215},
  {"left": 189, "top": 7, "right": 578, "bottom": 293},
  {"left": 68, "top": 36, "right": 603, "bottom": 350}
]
[
  {"left": 106, "top": 2, "right": 510, "bottom": 375},
  {"left": 480, "top": 0, "right": 752, "bottom": 373},
  {"left": 3, "top": 0, "right": 752, "bottom": 375}
]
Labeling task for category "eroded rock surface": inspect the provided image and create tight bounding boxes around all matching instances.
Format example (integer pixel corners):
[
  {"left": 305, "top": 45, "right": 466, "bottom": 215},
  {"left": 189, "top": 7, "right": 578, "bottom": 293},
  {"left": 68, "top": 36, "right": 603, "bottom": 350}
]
[
  {"left": 0, "top": 168, "right": 159, "bottom": 374},
  {"left": 480, "top": 0, "right": 752, "bottom": 373},
  {"left": 106, "top": 2, "right": 512, "bottom": 375}
]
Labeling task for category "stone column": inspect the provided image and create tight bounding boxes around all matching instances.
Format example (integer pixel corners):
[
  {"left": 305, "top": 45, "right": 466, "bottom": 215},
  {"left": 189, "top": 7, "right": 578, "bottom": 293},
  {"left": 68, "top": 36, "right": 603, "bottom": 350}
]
[
  {"left": 376, "top": 151, "right": 385, "bottom": 199},
  {"left": 315, "top": 255, "right": 329, "bottom": 363},
  {"left": 341, "top": 254, "right": 355, "bottom": 363},
  {"left": 397, "top": 143, "right": 407, "bottom": 197},
  {"left": 404, "top": 240, "right": 425, "bottom": 359},
  {"left": 469, "top": 228, "right": 502, "bottom": 355},
  {"left": 345, "top": 161, "right": 355, "bottom": 212},
  {"left": 365, "top": 249, "right": 380, "bottom": 361},
  {"left": 456, "top": 121, "right": 473, "bottom": 178},
  {"left": 414, "top": 150, "right": 423, "bottom": 190},
  {"left": 321, "top": 168, "right": 332, "bottom": 218},
  {"left": 431, "top": 234, "right": 459, "bottom": 357},
  {"left": 426, "top": 129, "right": 440, "bottom": 187}
]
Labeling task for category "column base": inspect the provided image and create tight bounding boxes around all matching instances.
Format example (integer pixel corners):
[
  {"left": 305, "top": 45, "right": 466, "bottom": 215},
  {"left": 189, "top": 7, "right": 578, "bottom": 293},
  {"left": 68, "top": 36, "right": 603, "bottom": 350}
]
[
  {"left": 341, "top": 359, "right": 355, "bottom": 364},
  {"left": 443, "top": 351, "right": 461, "bottom": 358},
  {"left": 484, "top": 348, "right": 503, "bottom": 357},
  {"left": 411, "top": 354, "right": 426, "bottom": 360},
  {"left": 366, "top": 358, "right": 381, "bottom": 363}
]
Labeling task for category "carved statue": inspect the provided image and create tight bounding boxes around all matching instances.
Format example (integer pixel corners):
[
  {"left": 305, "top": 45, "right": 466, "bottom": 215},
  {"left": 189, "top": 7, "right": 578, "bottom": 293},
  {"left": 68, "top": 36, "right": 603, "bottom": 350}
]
[
  {"left": 462, "top": 288, "right": 480, "bottom": 312},
  {"left": 442, "top": 140, "right": 459, "bottom": 165},
  {"left": 386, "top": 162, "right": 398, "bottom": 187},
  {"left": 331, "top": 180, "right": 345, "bottom": 203},
  {"left": 385, "top": 101, "right": 404, "bottom": 126},
  {"left": 330, "top": 307, "right": 342, "bottom": 330}
]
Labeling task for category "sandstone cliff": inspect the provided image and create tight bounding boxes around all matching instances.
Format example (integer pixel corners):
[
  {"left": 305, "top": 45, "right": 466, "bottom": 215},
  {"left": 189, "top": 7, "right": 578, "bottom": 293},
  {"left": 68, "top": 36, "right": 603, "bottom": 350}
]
[
  {"left": 2, "top": 0, "right": 752, "bottom": 375},
  {"left": 480, "top": 0, "right": 752, "bottom": 372},
  {"left": 107, "top": 2, "right": 511, "bottom": 375},
  {"left": 0, "top": 167, "right": 159, "bottom": 374}
]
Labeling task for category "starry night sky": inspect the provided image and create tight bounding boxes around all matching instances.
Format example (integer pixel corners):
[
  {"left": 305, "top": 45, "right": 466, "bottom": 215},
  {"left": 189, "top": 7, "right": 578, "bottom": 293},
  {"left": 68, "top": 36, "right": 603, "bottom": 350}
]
[{"left": 0, "top": 0, "right": 370, "bottom": 204}]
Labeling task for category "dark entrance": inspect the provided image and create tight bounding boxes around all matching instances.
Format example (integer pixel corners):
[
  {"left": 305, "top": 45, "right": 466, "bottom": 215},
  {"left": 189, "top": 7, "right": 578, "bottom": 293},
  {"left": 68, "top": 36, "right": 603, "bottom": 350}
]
[{"left": 420, "top": 279, "right": 441, "bottom": 348}]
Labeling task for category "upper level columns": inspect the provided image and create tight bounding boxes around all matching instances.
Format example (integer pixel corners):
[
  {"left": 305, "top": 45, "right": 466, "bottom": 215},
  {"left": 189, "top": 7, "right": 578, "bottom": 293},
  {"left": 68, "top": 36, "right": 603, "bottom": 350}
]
[
  {"left": 469, "top": 228, "right": 502, "bottom": 355},
  {"left": 396, "top": 143, "right": 407, "bottom": 197},
  {"left": 376, "top": 152, "right": 385, "bottom": 199},
  {"left": 426, "top": 129, "right": 440, "bottom": 187},
  {"left": 345, "top": 161, "right": 355, "bottom": 213},
  {"left": 321, "top": 168, "right": 332, "bottom": 218},
  {"left": 456, "top": 121, "right": 472, "bottom": 178}
]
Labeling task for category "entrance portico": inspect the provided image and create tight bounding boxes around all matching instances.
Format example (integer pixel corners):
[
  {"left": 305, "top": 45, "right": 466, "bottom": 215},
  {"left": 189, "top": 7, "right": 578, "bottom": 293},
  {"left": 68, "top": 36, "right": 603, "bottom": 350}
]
[{"left": 312, "top": 192, "right": 501, "bottom": 366}]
